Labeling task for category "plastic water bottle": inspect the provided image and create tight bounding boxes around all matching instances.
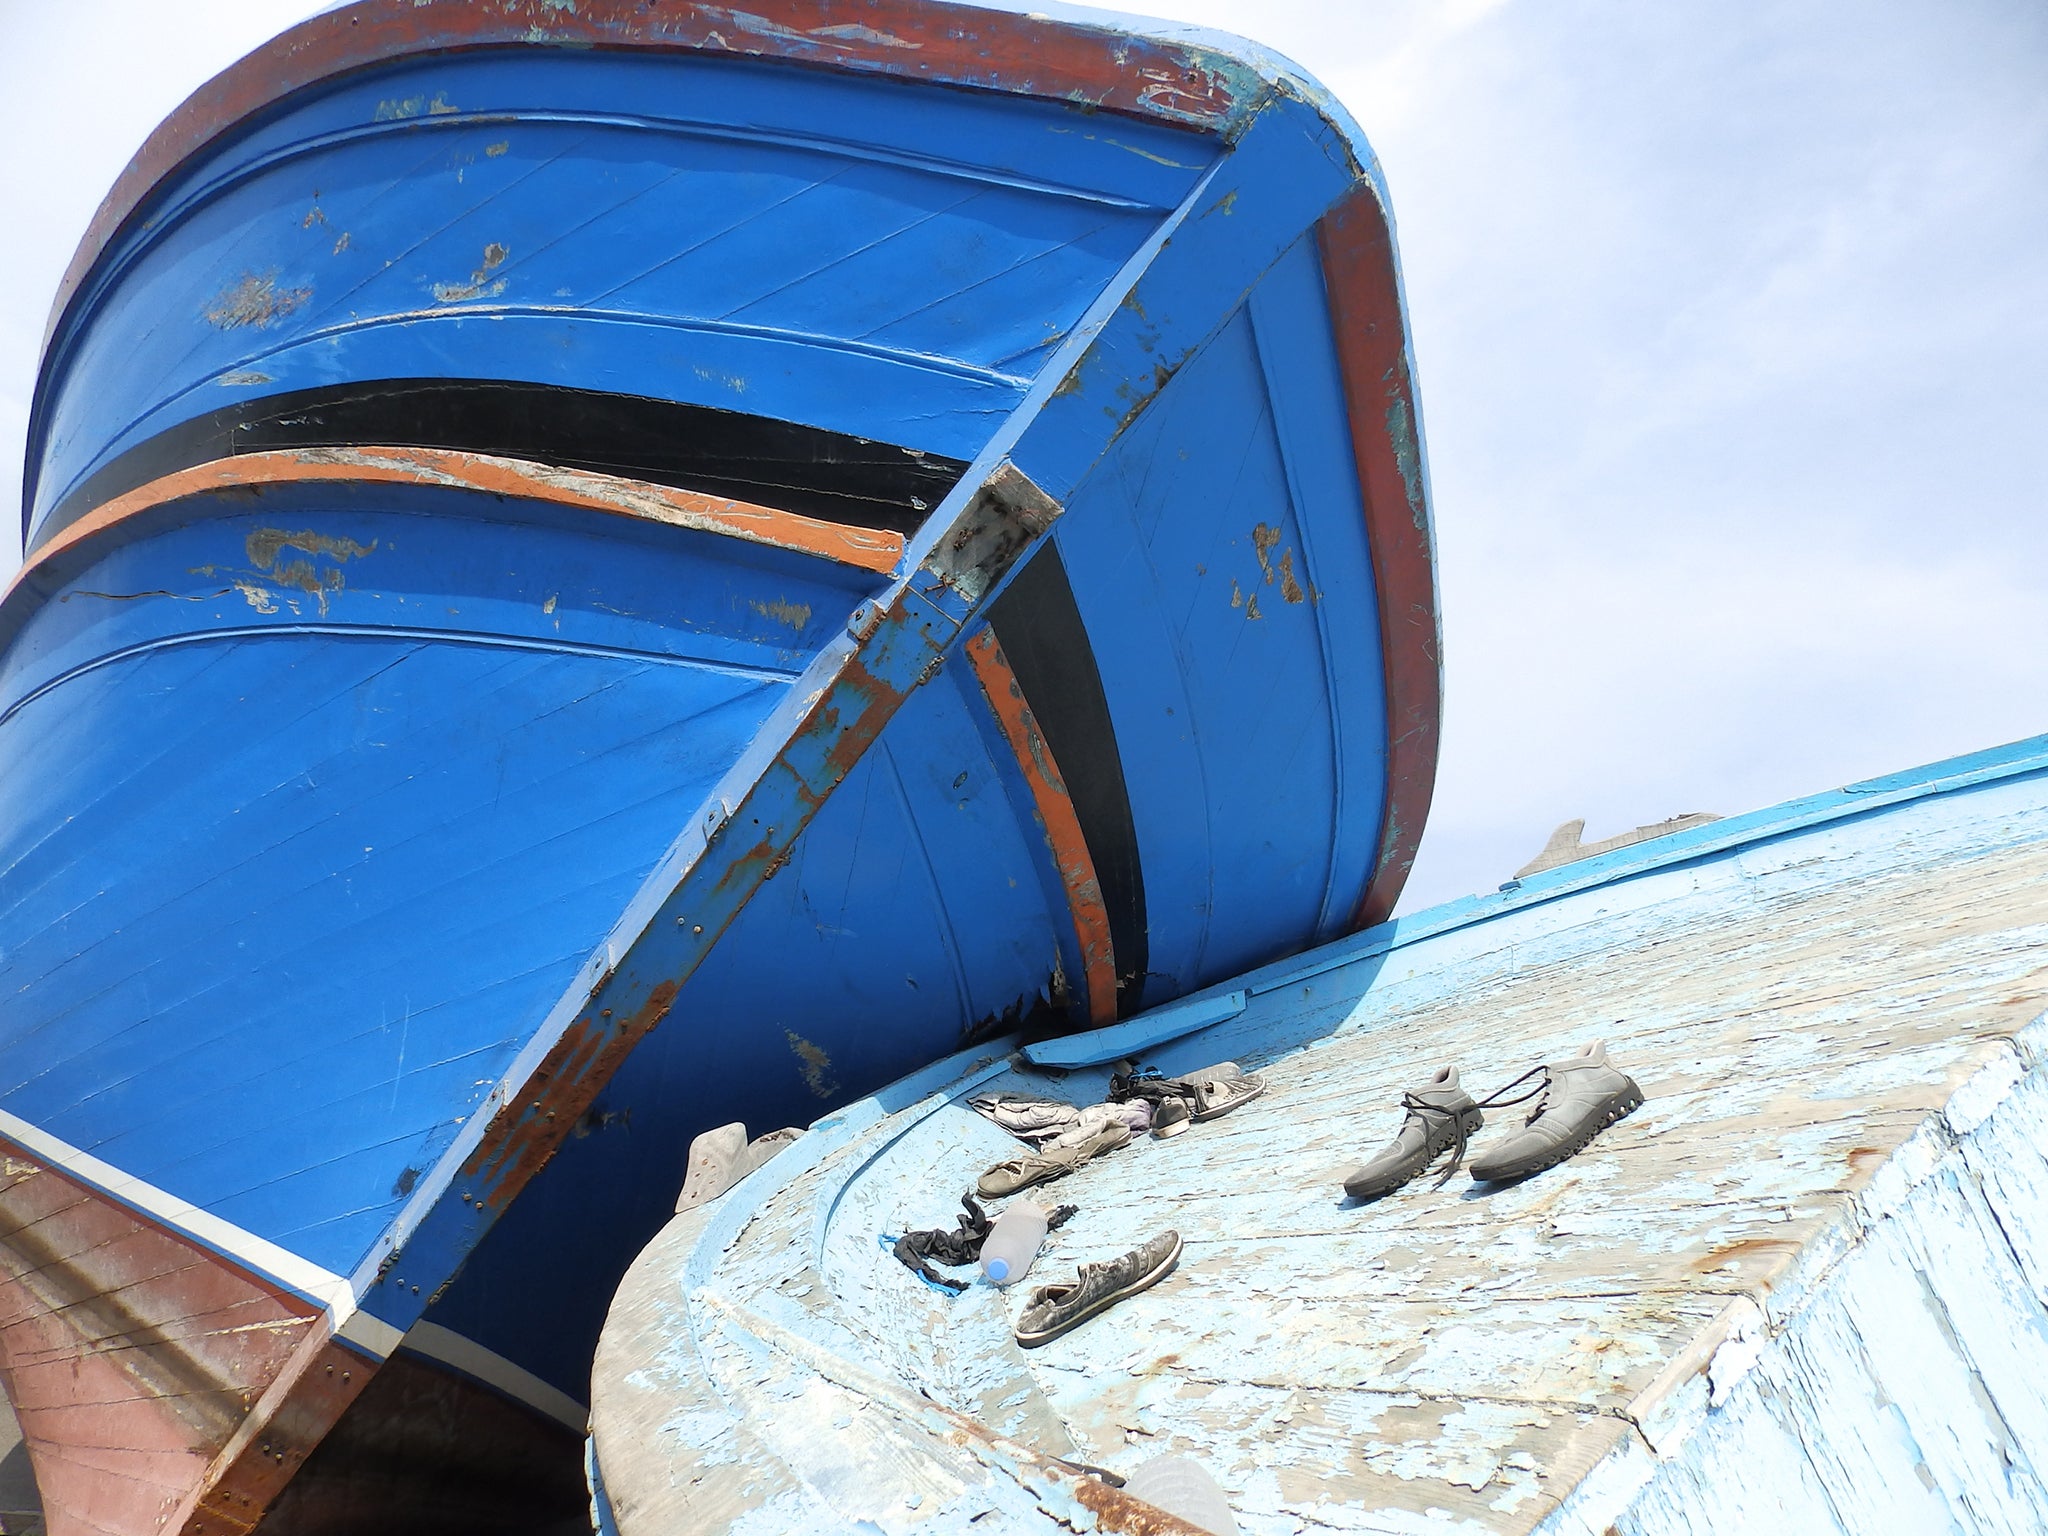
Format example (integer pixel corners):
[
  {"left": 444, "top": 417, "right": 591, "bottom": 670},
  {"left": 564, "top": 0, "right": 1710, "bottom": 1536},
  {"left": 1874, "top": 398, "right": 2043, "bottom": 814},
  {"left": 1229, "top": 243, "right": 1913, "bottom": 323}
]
[{"left": 979, "top": 1200, "right": 1049, "bottom": 1285}]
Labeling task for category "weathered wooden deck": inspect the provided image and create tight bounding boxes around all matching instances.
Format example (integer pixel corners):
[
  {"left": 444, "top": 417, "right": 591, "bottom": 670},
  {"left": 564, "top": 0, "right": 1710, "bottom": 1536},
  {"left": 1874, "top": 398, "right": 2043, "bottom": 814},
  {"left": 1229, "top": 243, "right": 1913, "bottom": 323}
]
[{"left": 590, "top": 736, "right": 2048, "bottom": 1535}]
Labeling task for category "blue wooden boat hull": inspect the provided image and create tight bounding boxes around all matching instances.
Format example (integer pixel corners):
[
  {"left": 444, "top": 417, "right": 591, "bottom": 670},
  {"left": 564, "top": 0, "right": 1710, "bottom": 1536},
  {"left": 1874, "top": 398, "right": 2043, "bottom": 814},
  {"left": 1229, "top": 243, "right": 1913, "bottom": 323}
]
[{"left": 0, "top": 3, "right": 1439, "bottom": 1528}]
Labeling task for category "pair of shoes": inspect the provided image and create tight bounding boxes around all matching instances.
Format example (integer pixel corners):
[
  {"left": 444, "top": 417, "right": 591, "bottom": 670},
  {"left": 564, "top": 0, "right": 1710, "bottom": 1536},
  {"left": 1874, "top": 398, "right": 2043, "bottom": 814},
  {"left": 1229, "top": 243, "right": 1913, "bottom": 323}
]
[
  {"left": 978, "top": 1119, "right": 1132, "bottom": 1197},
  {"left": 1015, "top": 1230, "right": 1181, "bottom": 1347},
  {"left": 1110, "top": 1061, "right": 1266, "bottom": 1138},
  {"left": 1343, "top": 1043, "right": 1643, "bottom": 1199}
]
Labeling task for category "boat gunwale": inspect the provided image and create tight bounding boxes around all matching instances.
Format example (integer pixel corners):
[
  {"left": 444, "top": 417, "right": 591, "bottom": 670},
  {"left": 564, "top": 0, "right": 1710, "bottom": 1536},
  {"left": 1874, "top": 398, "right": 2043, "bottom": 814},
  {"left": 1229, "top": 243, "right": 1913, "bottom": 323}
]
[{"left": 34, "top": 0, "right": 1271, "bottom": 373}]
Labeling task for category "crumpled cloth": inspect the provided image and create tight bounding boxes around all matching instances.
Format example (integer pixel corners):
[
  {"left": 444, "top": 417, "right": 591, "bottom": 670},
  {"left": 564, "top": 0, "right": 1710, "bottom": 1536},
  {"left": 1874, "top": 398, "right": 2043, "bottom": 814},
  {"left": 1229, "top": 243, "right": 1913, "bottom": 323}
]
[
  {"left": 892, "top": 1193, "right": 1077, "bottom": 1293},
  {"left": 1043, "top": 1099, "right": 1151, "bottom": 1150},
  {"left": 969, "top": 1092, "right": 1083, "bottom": 1143}
]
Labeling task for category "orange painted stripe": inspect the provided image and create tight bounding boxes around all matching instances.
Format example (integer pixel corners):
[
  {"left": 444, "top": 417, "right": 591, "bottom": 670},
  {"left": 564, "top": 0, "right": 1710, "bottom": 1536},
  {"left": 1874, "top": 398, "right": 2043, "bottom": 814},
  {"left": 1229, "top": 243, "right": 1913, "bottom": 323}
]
[
  {"left": 1319, "top": 186, "right": 1444, "bottom": 932},
  {"left": 11, "top": 446, "right": 906, "bottom": 604},
  {"left": 964, "top": 627, "right": 1118, "bottom": 1026}
]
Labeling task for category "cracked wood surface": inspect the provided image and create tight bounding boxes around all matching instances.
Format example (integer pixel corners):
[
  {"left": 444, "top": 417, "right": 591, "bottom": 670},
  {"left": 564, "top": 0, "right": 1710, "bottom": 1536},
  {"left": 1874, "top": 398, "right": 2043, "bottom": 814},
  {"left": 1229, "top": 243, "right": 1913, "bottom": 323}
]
[{"left": 592, "top": 750, "right": 2048, "bottom": 1533}]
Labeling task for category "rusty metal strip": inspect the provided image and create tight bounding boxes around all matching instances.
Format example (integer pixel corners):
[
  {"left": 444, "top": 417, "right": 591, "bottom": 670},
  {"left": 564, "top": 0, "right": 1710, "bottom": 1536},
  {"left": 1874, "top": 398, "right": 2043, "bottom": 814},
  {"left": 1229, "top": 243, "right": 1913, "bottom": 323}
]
[
  {"left": 963, "top": 626, "right": 1118, "bottom": 1026},
  {"left": 369, "top": 457, "right": 1063, "bottom": 1265},
  {"left": 1317, "top": 183, "right": 1443, "bottom": 931},
  {"left": 42, "top": 0, "right": 1253, "bottom": 362},
  {"left": 5, "top": 446, "right": 904, "bottom": 608}
]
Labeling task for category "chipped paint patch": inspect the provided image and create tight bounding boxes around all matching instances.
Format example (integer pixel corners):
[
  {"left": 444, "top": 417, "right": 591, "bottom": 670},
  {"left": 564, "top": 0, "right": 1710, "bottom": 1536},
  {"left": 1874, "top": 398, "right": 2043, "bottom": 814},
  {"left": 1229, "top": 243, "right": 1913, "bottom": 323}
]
[
  {"left": 809, "top": 21, "right": 919, "bottom": 49},
  {"left": 332, "top": 231, "right": 351, "bottom": 255},
  {"left": 432, "top": 241, "right": 509, "bottom": 303},
  {"left": 231, "top": 580, "right": 278, "bottom": 615},
  {"left": 374, "top": 91, "right": 458, "bottom": 121},
  {"left": 786, "top": 1032, "right": 839, "bottom": 1098},
  {"left": 1278, "top": 547, "right": 1305, "bottom": 604},
  {"left": 1251, "top": 522, "right": 1280, "bottom": 583},
  {"left": 231, "top": 528, "right": 377, "bottom": 616},
  {"left": 690, "top": 363, "right": 748, "bottom": 395},
  {"left": 203, "top": 270, "right": 311, "bottom": 330},
  {"left": 217, "top": 371, "right": 273, "bottom": 386},
  {"left": 484, "top": 140, "right": 510, "bottom": 157},
  {"left": 751, "top": 598, "right": 813, "bottom": 631},
  {"left": 246, "top": 529, "right": 375, "bottom": 570}
]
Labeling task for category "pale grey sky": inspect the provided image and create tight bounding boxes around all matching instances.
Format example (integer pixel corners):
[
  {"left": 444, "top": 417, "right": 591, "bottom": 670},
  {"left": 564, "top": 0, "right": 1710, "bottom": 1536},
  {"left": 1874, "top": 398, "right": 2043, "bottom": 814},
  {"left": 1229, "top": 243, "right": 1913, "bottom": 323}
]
[{"left": 3, "top": 0, "right": 2044, "bottom": 914}]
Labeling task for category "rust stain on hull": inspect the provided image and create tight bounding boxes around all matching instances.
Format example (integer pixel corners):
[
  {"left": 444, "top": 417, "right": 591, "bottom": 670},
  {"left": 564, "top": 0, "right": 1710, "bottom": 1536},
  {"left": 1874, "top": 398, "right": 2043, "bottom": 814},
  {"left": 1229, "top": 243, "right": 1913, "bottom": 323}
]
[
  {"left": 1318, "top": 185, "right": 1443, "bottom": 930},
  {"left": 460, "top": 978, "right": 679, "bottom": 1207}
]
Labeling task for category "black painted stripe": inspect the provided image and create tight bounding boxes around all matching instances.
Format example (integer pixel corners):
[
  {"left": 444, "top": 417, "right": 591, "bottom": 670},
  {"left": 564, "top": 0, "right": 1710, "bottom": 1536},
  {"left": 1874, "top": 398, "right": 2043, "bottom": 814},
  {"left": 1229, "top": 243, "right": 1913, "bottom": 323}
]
[
  {"left": 985, "top": 542, "right": 1148, "bottom": 1017},
  {"left": 34, "top": 379, "right": 967, "bottom": 549}
]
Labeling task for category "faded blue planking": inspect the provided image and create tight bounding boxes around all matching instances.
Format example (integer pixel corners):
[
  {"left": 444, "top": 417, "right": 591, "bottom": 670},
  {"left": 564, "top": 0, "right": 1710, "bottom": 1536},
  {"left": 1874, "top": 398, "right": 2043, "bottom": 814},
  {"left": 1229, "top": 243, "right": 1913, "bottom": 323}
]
[
  {"left": 28, "top": 51, "right": 1210, "bottom": 537},
  {"left": 589, "top": 730, "right": 2048, "bottom": 1534}
]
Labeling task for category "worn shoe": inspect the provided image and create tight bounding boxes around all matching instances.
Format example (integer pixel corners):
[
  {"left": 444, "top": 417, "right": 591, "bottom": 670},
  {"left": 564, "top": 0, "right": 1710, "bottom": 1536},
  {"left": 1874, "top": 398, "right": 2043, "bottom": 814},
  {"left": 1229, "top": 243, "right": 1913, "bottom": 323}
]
[
  {"left": 1015, "top": 1230, "right": 1183, "bottom": 1347},
  {"left": 1044, "top": 1102, "right": 1147, "bottom": 1151},
  {"left": 1151, "top": 1098, "right": 1192, "bottom": 1138},
  {"left": 675, "top": 1122, "right": 801, "bottom": 1213},
  {"left": 977, "top": 1119, "right": 1132, "bottom": 1198},
  {"left": 1109, "top": 1062, "right": 1266, "bottom": 1126},
  {"left": 1186, "top": 1061, "right": 1266, "bottom": 1122},
  {"left": 1466, "top": 1042, "right": 1644, "bottom": 1182},
  {"left": 1343, "top": 1066, "right": 1483, "bottom": 1200}
]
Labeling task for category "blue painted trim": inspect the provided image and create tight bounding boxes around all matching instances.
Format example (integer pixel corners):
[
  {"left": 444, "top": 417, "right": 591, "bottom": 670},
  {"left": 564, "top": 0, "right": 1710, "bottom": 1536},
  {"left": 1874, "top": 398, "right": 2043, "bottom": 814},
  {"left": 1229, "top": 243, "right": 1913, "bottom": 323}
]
[
  {"left": 1219, "top": 730, "right": 2048, "bottom": 1005},
  {"left": 587, "top": 1436, "right": 621, "bottom": 1536},
  {"left": 1021, "top": 991, "right": 1247, "bottom": 1068}
]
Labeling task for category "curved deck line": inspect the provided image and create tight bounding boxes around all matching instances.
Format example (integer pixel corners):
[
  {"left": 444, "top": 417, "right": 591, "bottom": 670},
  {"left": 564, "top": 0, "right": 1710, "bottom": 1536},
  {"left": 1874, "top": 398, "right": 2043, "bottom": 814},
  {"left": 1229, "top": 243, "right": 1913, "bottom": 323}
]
[
  {"left": 1319, "top": 182, "right": 1443, "bottom": 930},
  {"left": 963, "top": 627, "right": 1118, "bottom": 1026},
  {"left": 7, "top": 446, "right": 906, "bottom": 611}
]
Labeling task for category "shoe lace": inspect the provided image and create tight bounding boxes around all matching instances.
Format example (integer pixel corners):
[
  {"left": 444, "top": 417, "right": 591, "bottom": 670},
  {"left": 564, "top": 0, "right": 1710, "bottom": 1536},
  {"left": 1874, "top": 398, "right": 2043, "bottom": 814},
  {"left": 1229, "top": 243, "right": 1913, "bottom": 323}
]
[
  {"left": 1108, "top": 1067, "right": 1195, "bottom": 1108},
  {"left": 1401, "top": 1066, "right": 1553, "bottom": 1187}
]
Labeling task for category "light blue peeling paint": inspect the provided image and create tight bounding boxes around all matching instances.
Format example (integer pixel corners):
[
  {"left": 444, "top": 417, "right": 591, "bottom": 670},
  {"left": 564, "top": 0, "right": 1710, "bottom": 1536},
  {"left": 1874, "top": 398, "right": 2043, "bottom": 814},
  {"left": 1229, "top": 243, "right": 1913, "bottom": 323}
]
[{"left": 590, "top": 729, "right": 2048, "bottom": 1533}]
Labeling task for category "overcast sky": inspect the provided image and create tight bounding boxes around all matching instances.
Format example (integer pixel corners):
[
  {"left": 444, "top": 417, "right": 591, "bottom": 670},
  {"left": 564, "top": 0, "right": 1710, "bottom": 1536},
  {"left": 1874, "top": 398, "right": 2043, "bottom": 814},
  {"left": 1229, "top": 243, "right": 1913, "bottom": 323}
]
[{"left": 2, "top": 0, "right": 2044, "bottom": 915}]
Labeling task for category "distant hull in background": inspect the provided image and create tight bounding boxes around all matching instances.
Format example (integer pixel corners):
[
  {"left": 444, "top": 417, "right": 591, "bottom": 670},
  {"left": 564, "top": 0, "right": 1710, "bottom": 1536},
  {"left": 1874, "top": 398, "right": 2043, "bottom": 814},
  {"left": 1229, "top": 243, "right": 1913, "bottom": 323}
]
[{"left": 0, "top": 3, "right": 1439, "bottom": 1529}]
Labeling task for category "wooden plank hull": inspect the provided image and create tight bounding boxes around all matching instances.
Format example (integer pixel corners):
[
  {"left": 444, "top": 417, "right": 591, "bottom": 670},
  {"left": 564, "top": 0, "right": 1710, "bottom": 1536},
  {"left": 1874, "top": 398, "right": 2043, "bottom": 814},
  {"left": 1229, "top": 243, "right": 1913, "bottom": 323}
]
[
  {"left": 2, "top": 2, "right": 1442, "bottom": 1526},
  {"left": 588, "top": 732, "right": 2048, "bottom": 1534}
]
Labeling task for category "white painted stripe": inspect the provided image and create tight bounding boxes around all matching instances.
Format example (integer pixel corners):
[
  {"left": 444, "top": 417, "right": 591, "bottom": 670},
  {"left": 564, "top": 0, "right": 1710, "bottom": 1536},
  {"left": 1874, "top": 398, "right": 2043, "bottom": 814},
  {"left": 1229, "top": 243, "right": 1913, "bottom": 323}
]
[
  {"left": 0, "top": 1105, "right": 390, "bottom": 1355},
  {"left": 338, "top": 1307, "right": 407, "bottom": 1357},
  {"left": 402, "top": 1320, "right": 589, "bottom": 1431}
]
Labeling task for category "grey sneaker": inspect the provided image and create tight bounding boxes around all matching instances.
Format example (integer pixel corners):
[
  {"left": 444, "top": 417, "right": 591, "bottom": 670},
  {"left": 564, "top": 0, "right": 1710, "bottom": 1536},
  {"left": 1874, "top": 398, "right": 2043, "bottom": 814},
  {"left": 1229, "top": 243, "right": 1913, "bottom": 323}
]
[
  {"left": 1466, "top": 1043, "right": 1644, "bottom": 1182},
  {"left": 1185, "top": 1062, "right": 1266, "bottom": 1121},
  {"left": 1343, "top": 1066, "right": 1483, "bottom": 1200},
  {"left": 1151, "top": 1098, "right": 1193, "bottom": 1138},
  {"left": 1015, "top": 1230, "right": 1183, "bottom": 1348}
]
